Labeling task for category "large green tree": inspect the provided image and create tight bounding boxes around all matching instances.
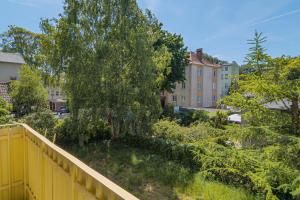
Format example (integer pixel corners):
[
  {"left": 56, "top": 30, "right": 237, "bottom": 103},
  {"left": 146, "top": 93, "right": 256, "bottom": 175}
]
[
  {"left": 0, "top": 26, "right": 45, "bottom": 69},
  {"left": 0, "top": 26, "right": 58, "bottom": 85},
  {"left": 222, "top": 32, "right": 300, "bottom": 135},
  {"left": 146, "top": 11, "right": 188, "bottom": 107},
  {"left": 243, "top": 31, "right": 269, "bottom": 75},
  {"left": 10, "top": 65, "right": 48, "bottom": 117},
  {"left": 48, "top": 0, "right": 165, "bottom": 141}
]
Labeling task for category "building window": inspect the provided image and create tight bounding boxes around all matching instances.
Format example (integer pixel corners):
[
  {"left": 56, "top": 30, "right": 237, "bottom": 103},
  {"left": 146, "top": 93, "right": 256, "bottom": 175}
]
[
  {"left": 213, "top": 70, "right": 217, "bottom": 77},
  {"left": 225, "top": 83, "right": 229, "bottom": 89},
  {"left": 225, "top": 74, "right": 228, "bottom": 79},
  {"left": 221, "top": 74, "right": 224, "bottom": 79},
  {"left": 197, "top": 83, "right": 202, "bottom": 91},
  {"left": 197, "top": 68, "right": 202, "bottom": 76},
  {"left": 56, "top": 91, "right": 60, "bottom": 96},
  {"left": 181, "top": 96, "right": 185, "bottom": 102},
  {"left": 225, "top": 66, "right": 228, "bottom": 71},
  {"left": 213, "top": 96, "right": 217, "bottom": 101},
  {"left": 197, "top": 96, "right": 202, "bottom": 104},
  {"left": 182, "top": 82, "right": 186, "bottom": 89},
  {"left": 172, "top": 95, "right": 177, "bottom": 102},
  {"left": 213, "top": 83, "right": 216, "bottom": 90}
]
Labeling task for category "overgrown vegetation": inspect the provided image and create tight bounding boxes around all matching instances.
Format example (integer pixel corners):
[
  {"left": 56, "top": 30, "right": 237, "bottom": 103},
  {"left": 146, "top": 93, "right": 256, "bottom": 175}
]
[
  {"left": 0, "top": 96, "right": 13, "bottom": 124},
  {"left": 63, "top": 140, "right": 259, "bottom": 200},
  {"left": 0, "top": 1, "right": 299, "bottom": 199},
  {"left": 10, "top": 65, "right": 48, "bottom": 117}
]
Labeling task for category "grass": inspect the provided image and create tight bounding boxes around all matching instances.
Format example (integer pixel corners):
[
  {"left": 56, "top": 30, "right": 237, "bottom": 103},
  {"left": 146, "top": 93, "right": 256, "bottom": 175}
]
[{"left": 63, "top": 141, "right": 261, "bottom": 200}]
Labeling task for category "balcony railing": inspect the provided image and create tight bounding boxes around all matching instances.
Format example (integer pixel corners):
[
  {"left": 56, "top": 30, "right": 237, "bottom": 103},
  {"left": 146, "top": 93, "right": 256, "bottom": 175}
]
[{"left": 0, "top": 124, "right": 139, "bottom": 200}]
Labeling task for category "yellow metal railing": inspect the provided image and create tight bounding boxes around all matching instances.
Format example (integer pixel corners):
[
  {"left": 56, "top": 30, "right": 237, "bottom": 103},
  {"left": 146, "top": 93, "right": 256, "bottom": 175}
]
[{"left": 0, "top": 124, "right": 139, "bottom": 200}]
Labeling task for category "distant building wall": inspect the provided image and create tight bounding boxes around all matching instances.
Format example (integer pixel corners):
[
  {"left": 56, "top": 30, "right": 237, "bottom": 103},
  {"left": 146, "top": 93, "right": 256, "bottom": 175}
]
[
  {"left": 166, "top": 49, "right": 226, "bottom": 108},
  {"left": 0, "top": 62, "right": 21, "bottom": 82},
  {"left": 220, "top": 62, "right": 240, "bottom": 97}
]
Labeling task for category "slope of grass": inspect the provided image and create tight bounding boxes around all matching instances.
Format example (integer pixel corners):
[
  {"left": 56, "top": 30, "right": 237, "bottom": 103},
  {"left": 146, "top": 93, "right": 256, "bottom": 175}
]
[{"left": 63, "top": 141, "right": 260, "bottom": 200}]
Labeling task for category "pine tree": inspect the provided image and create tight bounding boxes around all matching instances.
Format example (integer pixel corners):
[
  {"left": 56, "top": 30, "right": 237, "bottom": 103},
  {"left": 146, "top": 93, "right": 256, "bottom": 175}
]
[{"left": 244, "top": 31, "right": 269, "bottom": 75}]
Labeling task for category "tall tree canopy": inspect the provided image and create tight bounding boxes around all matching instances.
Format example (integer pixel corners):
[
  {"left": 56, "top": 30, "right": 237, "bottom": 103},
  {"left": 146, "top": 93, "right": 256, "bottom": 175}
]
[
  {"left": 46, "top": 0, "right": 171, "bottom": 140},
  {"left": 0, "top": 26, "right": 58, "bottom": 85},
  {"left": 222, "top": 32, "right": 300, "bottom": 135},
  {"left": 0, "top": 26, "right": 44, "bottom": 67},
  {"left": 243, "top": 31, "right": 269, "bottom": 75},
  {"left": 147, "top": 10, "right": 188, "bottom": 92}
]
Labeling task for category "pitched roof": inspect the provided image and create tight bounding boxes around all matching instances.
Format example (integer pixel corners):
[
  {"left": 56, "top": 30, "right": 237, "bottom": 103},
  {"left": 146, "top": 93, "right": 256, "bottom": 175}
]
[
  {"left": 189, "top": 52, "right": 220, "bottom": 68},
  {"left": 0, "top": 52, "right": 25, "bottom": 64}
]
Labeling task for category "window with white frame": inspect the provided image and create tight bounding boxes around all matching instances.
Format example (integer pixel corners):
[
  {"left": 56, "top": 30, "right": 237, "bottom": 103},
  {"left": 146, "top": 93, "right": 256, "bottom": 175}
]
[
  {"left": 172, "top": 95, "right": 177, "bottom": 102},
  {"left": 181, "top": 96, "right": 185, "bottom": 102},
  {"left": 225, "top": 83, "right": 229, "bottom": 89},
  {"left": 213, "top": 96, "right": 217, "bottom": 101},
  {"left": 225, "top": 66, "right": 228, "bottom": 71},
  {"left": 197, "top": 96, "right": 202, "bottom": 104},
  {"left": 197, "top": 68, "right": 202, "bottom": 76},
  {"left": 197, "top": 83, "right": 202, "bottom": 91}
]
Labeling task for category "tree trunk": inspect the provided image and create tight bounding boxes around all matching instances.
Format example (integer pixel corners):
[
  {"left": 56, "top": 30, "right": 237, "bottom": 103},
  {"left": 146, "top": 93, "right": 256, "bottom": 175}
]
[
  {"left": 160, "top": 94, "right": 166, "bottom": 109},
  {"left": 290, "top": 97, "right": 299, "bottom": 135}
]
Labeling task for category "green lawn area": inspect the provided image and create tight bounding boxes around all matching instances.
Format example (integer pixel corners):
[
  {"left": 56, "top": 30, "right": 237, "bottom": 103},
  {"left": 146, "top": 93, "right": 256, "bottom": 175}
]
[{"left": 63, "top": 141, "right": 260, "bottom": 200}]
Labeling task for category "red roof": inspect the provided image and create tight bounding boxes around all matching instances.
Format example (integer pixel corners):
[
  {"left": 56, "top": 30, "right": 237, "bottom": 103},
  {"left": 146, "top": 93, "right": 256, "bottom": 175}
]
[{"left": 189, "top": 52, "right": 221, "bottom": 68}]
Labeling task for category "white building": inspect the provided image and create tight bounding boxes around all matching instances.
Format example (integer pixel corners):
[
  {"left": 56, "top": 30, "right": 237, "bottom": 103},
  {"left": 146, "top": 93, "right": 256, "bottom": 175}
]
[
  {"left": 220, "top": 61, "right": 240, "bottom": 97},
  {"left": 167, "top": 48, "right": 222, "bottom": 108},
  {"left": 0, "top": 52, "right": 25, "bottom": 82}
]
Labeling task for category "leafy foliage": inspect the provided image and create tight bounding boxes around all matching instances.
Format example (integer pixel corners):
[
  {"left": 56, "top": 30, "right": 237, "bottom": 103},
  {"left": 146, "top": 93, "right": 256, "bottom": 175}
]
[
  {"left": 148, "top": 10, "right": 188, "bottom": 92},
  {"left": 222, "top": 32, "right": 300, "bottom": 135},
  {"left": 210, "top": 111, "right": 229, "bottom": 129},
  {"left": 122, "top": 119, "right": 300, "bottom": 199},
  {"left": 10, "top": 65, "right": 48, "bottom": 117},
  {"left": 54, "top": 109, "right": 111, "bottom": 145},
  {"left": 244, "top": 31, "right": 269, "bottom": 75},
  {"left": 0, "top": 97, "right": 13, "bottom": 124},
  {"left": 20, "top": 109, "right": 57, "bottom": 141}
]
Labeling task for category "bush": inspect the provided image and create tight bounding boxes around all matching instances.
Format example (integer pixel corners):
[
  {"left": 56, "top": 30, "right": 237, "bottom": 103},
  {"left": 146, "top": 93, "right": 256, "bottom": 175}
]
[
  {"left": 228, "top": 126, "right": 278, "bottom": 148},
  {"left": 161, "top": 106, "right": 210, "bottom": 127},
  {"left": 123, "top": 120, "right": 300, "bottom": 199},
  {"left": 21, "top": 109, "right": 57, "bottom": 141},
  {"left": 210, "top": 111, "right": 228, "bottom": 129},
  {"left": 54, "top": 109, "right": 111, "bottom": 145},
  {"left": 0, "top": 97, "right": 13, "bottom": 124}
]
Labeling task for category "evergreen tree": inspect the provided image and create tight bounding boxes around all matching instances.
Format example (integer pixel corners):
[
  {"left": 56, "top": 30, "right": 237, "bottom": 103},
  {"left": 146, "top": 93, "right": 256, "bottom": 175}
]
[{"left": 244, "top": 31, "right": 269, "bottom": 75}]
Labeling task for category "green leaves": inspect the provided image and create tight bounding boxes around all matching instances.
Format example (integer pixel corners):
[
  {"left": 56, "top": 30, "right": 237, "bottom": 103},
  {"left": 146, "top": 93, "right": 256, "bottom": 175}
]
[{"left": 10, "top": 65, "right": 48, "bottom": 117}]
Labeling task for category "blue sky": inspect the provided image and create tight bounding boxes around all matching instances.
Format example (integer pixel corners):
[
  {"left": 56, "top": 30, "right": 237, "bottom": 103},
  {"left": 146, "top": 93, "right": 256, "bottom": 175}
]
[{"left": 1, "top": 0, "right": 300, "bottom": 64}]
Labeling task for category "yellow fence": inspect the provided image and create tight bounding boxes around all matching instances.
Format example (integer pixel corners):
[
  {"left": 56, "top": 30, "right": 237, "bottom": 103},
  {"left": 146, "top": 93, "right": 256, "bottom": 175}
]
[{"left": 0, "top": 124, "right": 139, "bottom": 200}]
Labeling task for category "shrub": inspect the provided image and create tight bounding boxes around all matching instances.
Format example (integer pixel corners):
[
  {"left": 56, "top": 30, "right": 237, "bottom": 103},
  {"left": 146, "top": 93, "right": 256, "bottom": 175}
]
[
  {"left": 0, "top": 97, "right": 13, "bottom": 124},
  {"left": 125, "top": 120, "right": 300, "bottom": 199},
  {"left": 55, "top": 109, "right": 111, "bottom": 145},
  {"left": 228, "top": 126, "right": 278, "bottom": 148},
  {"left": 210, "top": 111, "right": 228, "bottom": 129},
  {"left": 161, "top": 106, "right": 210, "bottom": 127},
  {"left": 21, "top": 109, "right": 57, "bottom": 141}
]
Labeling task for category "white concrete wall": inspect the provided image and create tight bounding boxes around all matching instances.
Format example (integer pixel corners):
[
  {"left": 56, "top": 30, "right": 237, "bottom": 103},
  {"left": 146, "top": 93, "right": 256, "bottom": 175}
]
[
  {"left": 167, "top": 65, "right": 191, "bottom": 107},
  {"left": 202, "top": 66, "right": 213, "bottom": 107},
  {"left": 216, "top": 68, "right": 222, "bottom": 100},
  {"left": 190, "top": 64, "right": 198, "bottom": 107},
  {"left": 48, "top": 87, "right": 65, "bottom": 101},
  {"left": 0, "top": 62, "right": 22, "bottom": 82}
]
